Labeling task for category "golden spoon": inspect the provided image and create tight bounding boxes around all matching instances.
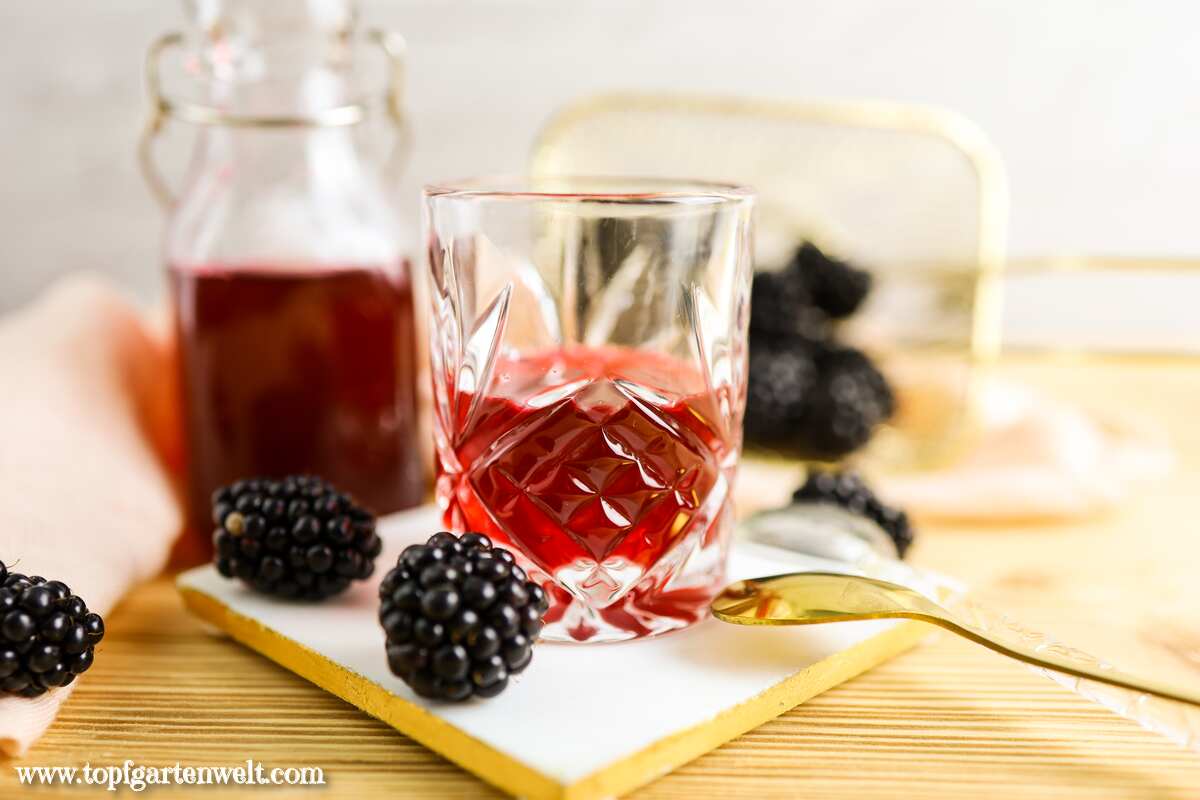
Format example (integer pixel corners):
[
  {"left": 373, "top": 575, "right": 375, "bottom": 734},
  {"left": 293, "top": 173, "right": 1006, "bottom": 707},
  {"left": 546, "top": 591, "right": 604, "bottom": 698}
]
[{"left": 713, "top": 571, "right": 1200, "bottom": 750}]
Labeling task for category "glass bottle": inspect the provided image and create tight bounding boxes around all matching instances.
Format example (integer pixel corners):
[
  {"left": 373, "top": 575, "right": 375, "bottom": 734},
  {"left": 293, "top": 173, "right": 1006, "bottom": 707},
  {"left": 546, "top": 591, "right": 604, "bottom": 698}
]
[{"left": 143, "top": 0, "right": 425, "bottom": 560}]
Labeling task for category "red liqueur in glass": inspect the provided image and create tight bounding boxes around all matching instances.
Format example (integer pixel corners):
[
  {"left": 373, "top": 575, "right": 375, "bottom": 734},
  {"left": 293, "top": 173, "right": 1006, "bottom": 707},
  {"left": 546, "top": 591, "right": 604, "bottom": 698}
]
[{"left": 438, "top": 346, "right": 737, "bottom": 642}]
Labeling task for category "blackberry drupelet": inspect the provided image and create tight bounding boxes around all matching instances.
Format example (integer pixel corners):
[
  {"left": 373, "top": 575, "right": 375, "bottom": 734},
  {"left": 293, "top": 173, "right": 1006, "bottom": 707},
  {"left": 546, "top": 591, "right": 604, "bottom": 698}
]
[
  {"left": 211, "top": 475, "right": 382, "bottom": 601},
  {"left": 794, "top": 345, "right": 895, "bottom": 459},
  {"left": 790, "top": 242, "right": 873, "bottom": 319},
  {"left": 0, "top": 563, "right": 105, "bottom": 697},
  {"left": 793, "top": 470, "right": 915, "bottom": 557},
  {"left": 379, "top": 531, "right": 548, "bottom": 701},
  {"left": 744, "top": 337, "right": 819, "bottom": 444}
]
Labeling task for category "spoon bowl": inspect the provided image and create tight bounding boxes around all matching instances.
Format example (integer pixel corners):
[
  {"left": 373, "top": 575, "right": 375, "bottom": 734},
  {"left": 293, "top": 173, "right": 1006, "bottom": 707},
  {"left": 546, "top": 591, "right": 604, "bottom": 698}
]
[{"left": 713, "top": 572, "right": 943, "bottom": 627}]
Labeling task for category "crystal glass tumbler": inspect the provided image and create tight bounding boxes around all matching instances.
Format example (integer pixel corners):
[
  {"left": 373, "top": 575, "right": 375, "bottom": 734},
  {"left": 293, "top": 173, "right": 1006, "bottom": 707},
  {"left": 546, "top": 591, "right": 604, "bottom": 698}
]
[{"left": 424, "top": 177, "right": 754, "bottom": 642}]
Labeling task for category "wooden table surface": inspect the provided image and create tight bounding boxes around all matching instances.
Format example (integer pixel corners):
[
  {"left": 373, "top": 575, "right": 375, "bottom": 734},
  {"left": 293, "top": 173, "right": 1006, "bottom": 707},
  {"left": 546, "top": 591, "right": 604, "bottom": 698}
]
[{"left": 5, "top": 356, "right": 1200, "bottom": 798}]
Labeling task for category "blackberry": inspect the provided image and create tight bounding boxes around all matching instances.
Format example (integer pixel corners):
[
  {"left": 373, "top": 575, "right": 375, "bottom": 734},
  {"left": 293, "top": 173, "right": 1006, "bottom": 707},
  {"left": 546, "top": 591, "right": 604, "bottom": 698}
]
[
  {"left": 791, "top": 242, "right": 873, "bottom": 319},
  {"left": 793, "top": 470, "right": 915, "bottom": 557},
  {"left": 749, "top": 269, "right": 831, "bottom": 343},
  {"left": 749, "top": 242, "right": 874, "bottom": 338},
  {"left": 744, "top": 337, "right": 819, "bottom": 445},
  {"left": 744, "top": 340, "right": 894, "bottom": 458},
  {"left": 0, "top": 563, "right": 105, "bottom": 697},
  {"left": 379, "top": 531, "right": 548, "bottom": 702},
  {"left": 211, "top": 475, "right": 381, "bottom": 601},
  {"left": 795, "top": 345, "right": 895, "bottom": 459}
]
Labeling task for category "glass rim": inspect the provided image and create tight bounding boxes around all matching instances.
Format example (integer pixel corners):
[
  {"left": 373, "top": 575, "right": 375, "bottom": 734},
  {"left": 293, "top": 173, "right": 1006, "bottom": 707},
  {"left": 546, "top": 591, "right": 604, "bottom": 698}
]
[{"left": 423, "top": 174, "right": 754, "bottom": 204}]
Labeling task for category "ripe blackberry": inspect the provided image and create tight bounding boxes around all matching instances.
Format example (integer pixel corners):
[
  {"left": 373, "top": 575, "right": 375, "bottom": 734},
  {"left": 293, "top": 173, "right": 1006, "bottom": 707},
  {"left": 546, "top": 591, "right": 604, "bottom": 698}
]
[
  {"left": 749, "top": 242, "right": 873, "bottom": 338},
  {"left": 745, "top": 241, "right": 888, "bottom": 456},
  {"left": 211, "top": 475, "right": 382, "bottom": 601},
  {"left": 791, "top": 242, "right": 873, "bottom": 319},
  {"left": 795, "top": 345, "right": 895, "bottom": 459},
  {"left": 793, "top": 470, "right": 915, "bottom": 557},
  {"left": 0, "top": 564, "right": 105, "bottom": 697},
  {"left": 749, "top": 269, "right": 831, "bottom": 343},
  {"left": 744, "top": 337, "right": 819, "bottom": 445},
  {"left": 379, "top": 532, "right": 548, "bottom": 702}
]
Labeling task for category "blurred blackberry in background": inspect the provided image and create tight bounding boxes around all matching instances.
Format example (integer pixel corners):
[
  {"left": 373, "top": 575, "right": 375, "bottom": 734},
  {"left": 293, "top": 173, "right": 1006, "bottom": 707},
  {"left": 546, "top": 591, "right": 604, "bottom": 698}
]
[
  {"left": 749, "top": 269, "right": 831, "bottom": 343},
  {"left": 793, "top": 470, "right": 915, "bottom": 557},
  {"left": 748, "top": 242, "right": 873, "bottom": 341},
  {"left": 744, "top": 337, "right": 819, "bottom": 444},
  {"left": 211, "top": 475, "right": 381, "bottom": 601},
  {"left": 745, "top": 242, "right": 894, "bottom": 459},
  {"left": 791, "top": 242, "right": 873, "bottom": 319},
  {"left": 0, "top": 564, "right": 105, "bottom": 697},
  {"left": 796, "top": 346, "right": 895, "bottom": 459}
]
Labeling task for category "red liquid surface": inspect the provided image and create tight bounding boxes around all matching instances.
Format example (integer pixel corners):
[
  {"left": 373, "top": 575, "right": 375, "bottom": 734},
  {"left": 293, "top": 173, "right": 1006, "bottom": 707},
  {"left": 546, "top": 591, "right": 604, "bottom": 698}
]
[
  {"left": 172, "top": 264, "right": 425, "bottom": 557},
  {"left": 439, "top": 347, "right": 737, "bottom": 641}
]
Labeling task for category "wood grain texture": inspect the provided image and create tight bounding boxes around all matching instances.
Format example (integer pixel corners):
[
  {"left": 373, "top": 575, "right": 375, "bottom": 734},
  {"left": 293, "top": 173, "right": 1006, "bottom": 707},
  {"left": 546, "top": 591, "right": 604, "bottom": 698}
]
[{"left": 3, "top": 356, "right": 1200, "bottom": 798}]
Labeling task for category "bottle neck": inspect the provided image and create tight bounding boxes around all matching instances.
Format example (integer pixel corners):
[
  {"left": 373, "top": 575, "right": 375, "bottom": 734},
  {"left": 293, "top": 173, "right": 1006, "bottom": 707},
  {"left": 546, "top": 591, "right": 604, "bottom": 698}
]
[
  {"left": 195, "top": 123, "right": 363, "bottom": 185},
  {"left": 165, "top": 0, "right": 408, "bottom": 267},
  {"left": 171, "top": 121, "right": 401, "bottom": 268}
]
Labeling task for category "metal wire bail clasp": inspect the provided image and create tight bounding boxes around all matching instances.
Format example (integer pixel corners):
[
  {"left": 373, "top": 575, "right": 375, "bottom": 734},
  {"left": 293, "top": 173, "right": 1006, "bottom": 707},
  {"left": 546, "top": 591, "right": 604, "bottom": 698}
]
[{"left": 138, "top": 28, "right": 409, "bottom": 208}]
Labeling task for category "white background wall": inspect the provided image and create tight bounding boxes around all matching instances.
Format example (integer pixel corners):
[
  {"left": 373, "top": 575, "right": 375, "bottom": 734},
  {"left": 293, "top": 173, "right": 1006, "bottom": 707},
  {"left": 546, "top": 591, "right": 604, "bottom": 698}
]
[{"left": 2, "top": 1, "right": 1198, "bottom": 330}]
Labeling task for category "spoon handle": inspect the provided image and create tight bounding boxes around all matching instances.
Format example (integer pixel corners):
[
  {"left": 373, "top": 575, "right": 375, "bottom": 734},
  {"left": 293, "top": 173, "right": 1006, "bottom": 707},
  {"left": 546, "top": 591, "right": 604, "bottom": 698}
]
[{"left": 940, "top": 598, "right": 1200, "bottom": 751}]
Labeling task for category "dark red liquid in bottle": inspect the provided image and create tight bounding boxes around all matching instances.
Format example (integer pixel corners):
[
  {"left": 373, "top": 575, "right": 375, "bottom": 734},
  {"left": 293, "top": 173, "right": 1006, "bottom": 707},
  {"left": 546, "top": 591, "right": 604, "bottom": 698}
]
[{"left": 172, "top": 264, "right": 425, "bottom": 557}]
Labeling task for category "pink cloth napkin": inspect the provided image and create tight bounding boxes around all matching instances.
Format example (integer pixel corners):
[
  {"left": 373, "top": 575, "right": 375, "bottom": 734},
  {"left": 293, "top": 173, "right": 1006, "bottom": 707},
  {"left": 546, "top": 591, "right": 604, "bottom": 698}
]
[{"left": 0, "top": 276, "right": 181, "bottom": 756}]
